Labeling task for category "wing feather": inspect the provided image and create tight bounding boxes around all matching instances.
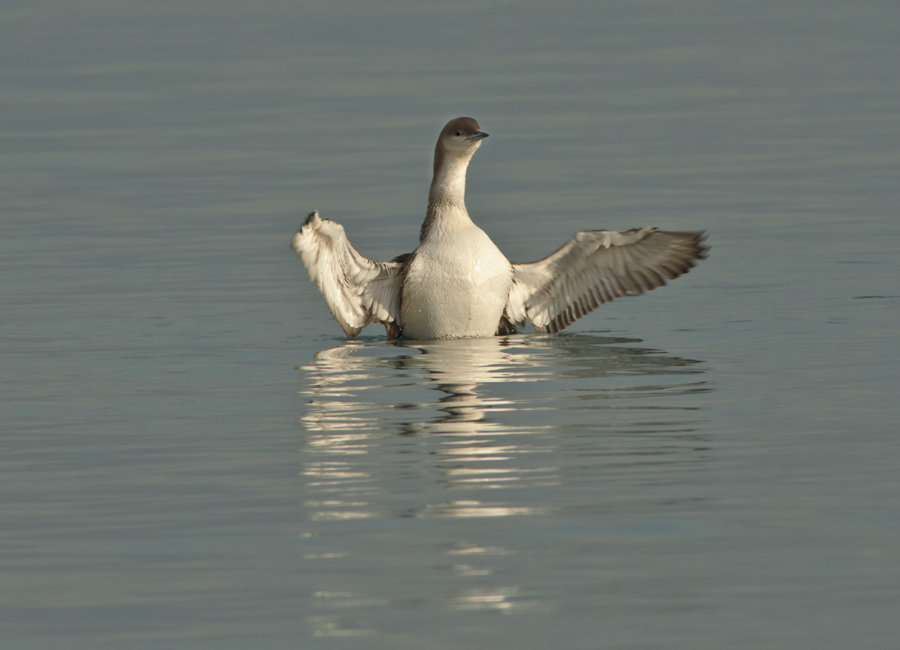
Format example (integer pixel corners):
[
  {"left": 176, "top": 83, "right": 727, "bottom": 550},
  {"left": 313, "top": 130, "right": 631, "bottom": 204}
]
[
  {"left": 506, "top": 228, "right": 708, "bottom": 333},
  {"left": 291, "top": 211, "right": 405, "bottom": 337}
]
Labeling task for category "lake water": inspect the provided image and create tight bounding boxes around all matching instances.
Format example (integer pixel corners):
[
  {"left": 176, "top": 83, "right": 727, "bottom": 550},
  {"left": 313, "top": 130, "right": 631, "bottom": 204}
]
[{"left": 2, "top": 1, "right": 899, "bottom": 648}]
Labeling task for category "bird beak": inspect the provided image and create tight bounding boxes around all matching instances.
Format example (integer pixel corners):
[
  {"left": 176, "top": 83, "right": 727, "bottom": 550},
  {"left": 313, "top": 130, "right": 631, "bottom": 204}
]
[{"left": 466, "top": 131, "right": 489, "bottom": 141}]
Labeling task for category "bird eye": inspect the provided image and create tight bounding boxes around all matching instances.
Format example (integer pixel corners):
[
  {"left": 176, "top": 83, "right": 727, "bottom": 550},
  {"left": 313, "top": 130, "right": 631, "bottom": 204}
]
[{"left": 455, "top": 130, "right": 461, "bottom": 136}]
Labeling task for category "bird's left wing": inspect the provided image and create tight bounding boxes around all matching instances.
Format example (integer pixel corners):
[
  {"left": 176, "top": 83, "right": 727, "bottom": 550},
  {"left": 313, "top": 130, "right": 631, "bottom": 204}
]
[
  {"left": 505, "top": 228, "right": 708, "bottom": 334},
  {"left": 291, "top": 211, "right": 405, "bottom": 337}
]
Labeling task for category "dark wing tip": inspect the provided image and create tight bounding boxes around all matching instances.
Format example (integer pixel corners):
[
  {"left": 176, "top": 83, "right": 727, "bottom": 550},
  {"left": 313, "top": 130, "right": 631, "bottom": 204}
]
[{"left": 691, "top": 231, "right": 710, "bottom": 260}]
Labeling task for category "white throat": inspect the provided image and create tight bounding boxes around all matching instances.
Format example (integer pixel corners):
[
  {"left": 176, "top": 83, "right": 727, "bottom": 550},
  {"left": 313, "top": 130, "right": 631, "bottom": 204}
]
[
  {"left": 429, "top": 155, "right": 471, "bottom": 209},
  {"left": 420, "top": 144, "right": 480, "bottom": 242}
]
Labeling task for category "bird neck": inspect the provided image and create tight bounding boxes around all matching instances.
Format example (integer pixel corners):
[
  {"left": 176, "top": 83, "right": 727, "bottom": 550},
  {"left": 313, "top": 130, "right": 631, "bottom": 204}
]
[{"left": 421, "top": 153, "right": 473, "bottom": 243}]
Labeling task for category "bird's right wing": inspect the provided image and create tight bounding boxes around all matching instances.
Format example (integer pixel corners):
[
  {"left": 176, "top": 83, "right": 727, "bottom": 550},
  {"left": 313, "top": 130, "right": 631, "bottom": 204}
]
[
  {"left": 505, "top": 228, "right": 708, "bottom": 333},
  {"left": 291, "top": 211, "right": 405, "bottom": 337}
]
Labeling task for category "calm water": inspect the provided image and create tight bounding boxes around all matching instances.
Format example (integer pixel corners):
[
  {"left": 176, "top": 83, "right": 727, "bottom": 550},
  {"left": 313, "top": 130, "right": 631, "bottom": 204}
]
[{"left": 2, "top": 1, "right": 899, "bottom": 648}]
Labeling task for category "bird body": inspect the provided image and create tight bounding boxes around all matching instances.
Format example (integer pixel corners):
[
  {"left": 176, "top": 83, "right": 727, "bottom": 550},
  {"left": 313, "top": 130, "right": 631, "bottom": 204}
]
[
  {"left": 292, "top": 117, "right": 707, "bottom": 340},
  {"left": 400, "top": 205, "right": 513, "bottom": 339}
]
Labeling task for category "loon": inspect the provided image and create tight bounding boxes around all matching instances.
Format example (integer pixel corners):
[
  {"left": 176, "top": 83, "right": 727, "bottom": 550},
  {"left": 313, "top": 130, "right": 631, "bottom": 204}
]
[{"left": 291, "top": 117, "right": 707, "bottom": 340}]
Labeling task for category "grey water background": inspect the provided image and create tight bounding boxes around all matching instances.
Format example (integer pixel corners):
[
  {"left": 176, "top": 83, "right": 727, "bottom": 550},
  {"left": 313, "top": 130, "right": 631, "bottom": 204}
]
[{"left": 2, "top": 0, "right": 899, "bottom": 648}]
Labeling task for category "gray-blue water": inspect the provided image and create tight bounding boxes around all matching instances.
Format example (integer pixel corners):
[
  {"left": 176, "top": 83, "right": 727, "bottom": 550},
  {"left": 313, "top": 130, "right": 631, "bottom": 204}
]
[{"left": 2, "top": 1, "right": 899, "bottom": 648}]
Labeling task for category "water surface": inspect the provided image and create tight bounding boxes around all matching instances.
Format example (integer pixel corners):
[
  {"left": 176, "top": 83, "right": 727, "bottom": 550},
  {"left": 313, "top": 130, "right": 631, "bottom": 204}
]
[{"left": 2, "top": 1, "right": 899, "bottom": 648}]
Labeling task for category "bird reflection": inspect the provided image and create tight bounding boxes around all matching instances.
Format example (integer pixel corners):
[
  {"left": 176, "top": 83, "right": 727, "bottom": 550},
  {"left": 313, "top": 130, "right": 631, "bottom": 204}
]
[
  {"left": 401, "top": 336, "right": 541, "bottom": 432},
  {"left": 301, "top": 334, "right": 706, "bottom": 434},
  {"left": 298, "top": 334, "right": 708, "bottom": 507},
  {"left": 302, "top": 335, "right": 527, "bottom": 436},
  {"left": 297, "top": 335, "right": 709, "bottom": 632}
]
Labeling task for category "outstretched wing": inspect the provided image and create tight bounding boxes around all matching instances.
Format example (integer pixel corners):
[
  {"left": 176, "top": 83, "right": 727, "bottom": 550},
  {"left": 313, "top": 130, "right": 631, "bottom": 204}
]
[
  {"left": 505, "top": 228, "right": 708, "bottom": 333},
  {"left": 291, "top": 211, "right": 406, "bottom": 337}
]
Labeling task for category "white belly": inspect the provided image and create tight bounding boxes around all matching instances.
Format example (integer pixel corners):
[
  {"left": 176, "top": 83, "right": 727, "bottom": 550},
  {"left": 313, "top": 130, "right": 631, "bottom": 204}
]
[{"left": 400, "top": 222, "right": 513, "bottom": 340}]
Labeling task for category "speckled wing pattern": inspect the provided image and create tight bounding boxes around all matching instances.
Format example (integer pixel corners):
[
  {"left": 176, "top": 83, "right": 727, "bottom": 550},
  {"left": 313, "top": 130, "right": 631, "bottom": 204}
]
[
  {"left": 505, "top": 228, "right": 708, "bottom": 334},
  {"left": 291, "top": 211, "right": 404, "bottom": 337}
]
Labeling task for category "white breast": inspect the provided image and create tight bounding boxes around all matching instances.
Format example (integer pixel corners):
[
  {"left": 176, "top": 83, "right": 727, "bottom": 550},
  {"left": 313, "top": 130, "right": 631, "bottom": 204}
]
[{"left": 400, "top": 211, "right": 513, "bottom": 340}]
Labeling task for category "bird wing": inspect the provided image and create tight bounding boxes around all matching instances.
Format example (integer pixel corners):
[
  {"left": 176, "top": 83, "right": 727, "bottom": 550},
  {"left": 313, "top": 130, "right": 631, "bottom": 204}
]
[
  {"left": 291, "top": 211, "right": 405, "bottom": 337},
  {"left": 505, "top": 228, "right": 708, "bottom": 333}
]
